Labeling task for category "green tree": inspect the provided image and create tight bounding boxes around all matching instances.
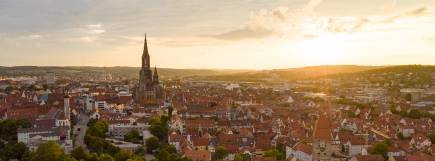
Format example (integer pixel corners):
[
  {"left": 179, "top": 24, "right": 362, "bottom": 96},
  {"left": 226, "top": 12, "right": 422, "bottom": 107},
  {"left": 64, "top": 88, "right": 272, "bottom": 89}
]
[
  {"left": 124, "top": 130, "right": 141, "bottom": 144},
  {"left": 71, "top": 146, "right": 91, "bottom": 161},
  {"left": 234, "top": 154, "right": 244, "bottom": 161},
  {"left": 0, "top": 119, "right": 31, "bottom": 141},
  {"left": 405, "top": 93, "right": 412, "bottom": 102},
  {"left": 31, "top": 141, "right": 64, "bottom": 161},
  {"left": 264, "top": 148, "right": 285, "bottom": 161},
  {"left": 397, "top": 133, "right": 407, "bottom": 140},
  {"left": 85, "top": 135, "right": 120, "bottom": 154},
  {"left": 167, "top": 106, "right": 174, "bottom": 121},
  {"left": 215, "top": 146, "right": 229, "bottom": 160},
  {"left": 87, "top": 120, "right": 108, "bottom": 138},
  {"left": 114, "top": 150, "right": 132, "bottom": 161},
  {"left": 145, "top": 137, "right": 160, "bottom": 153},
  {"left": 85, "top": 120, "right": 120, "bottom": 154},
  {"left": 429, "top": 133, "right": 435, "bottom": 144},
  {"left": 21, "top": 151, "right": 34, "bottom": 161},
  {"left": 5, "top": 86, "right": 13, "bottom": 94},
  {"left": 157, "top": 150, "right": 170, "bottom": 161},
  {"left": 0, "top": 142, "right": 28, "bottom": 161},
  {"left": 98, "top": 154, "right": 115, "bottom": 161},
  {"left": 160, "top": 144, "right": 177, "bottom": 154},
  {"left": 126, "top": 155, "right": 146, "bottom": 161},
  {"left": 88, "top": 119, "right": 98, "bottom": 127},
  {"left": 370, "top": 142, "right": 389, "bottom": 158},
  {"left": 408, "top": 109, "right": 422, "bottom": 119},
  {"left": 241, "top": 153, "right": 250, "bottom": 161},
  {"left": 383, "top": 139, "right": 392, "bottom": 146},
  {"left": 155, "top": 144, "right": 189, "bottom": 161},
  {"left": 347, "top": 112, "right": 356, "bottom": 118},
  {"left": 60, "top": 155, "right": 78, "bottom": 161},
  {"left": 149, "top": 117, "right": 168, "bottom": 140},
  {"left": 28, "top": 85, "right": 37, "bottom": 91},
  {"left": 89, "top": 152, "right": 100, "bottom": 161}
]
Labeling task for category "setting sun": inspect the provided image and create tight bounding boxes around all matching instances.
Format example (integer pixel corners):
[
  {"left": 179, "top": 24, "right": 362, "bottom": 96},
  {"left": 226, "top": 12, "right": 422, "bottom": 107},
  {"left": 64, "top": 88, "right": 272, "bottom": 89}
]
[{"left": 294, "top": 34, "right": 348, "bottom": 65}]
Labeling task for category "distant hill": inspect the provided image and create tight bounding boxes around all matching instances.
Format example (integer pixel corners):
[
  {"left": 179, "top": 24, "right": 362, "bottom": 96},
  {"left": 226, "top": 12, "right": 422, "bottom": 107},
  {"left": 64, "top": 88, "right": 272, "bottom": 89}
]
[
  {"left": 325, "top": 65, "right": 435, "bottom": 77},
  {"left": 357, "top": 65, "right": 435, "bottom": 75},
  {"left": 0, "top": 66, "right": 252, "bottom": 79},
  {"left": 196, "top": 65, "right": 380, "bottom": 82},
  {"left": 1, "top": 65, "right": 434, "bottom": 82}
]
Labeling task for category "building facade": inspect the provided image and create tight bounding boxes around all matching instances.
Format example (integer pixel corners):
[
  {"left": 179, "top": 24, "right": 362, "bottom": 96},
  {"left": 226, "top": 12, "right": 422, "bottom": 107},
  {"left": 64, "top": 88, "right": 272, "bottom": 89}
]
[
  {"left": 135, "top": 34, "right": 163, "bottom": 106},
  {"left": 312, "top": 117, "right": 339, "bottom": 161}
]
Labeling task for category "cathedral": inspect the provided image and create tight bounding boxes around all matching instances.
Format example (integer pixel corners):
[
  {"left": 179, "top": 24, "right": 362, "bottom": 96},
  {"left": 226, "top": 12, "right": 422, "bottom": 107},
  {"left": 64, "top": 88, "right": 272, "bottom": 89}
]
[{"left": 135, "top": 34, "right": 163, "bottom": 106}]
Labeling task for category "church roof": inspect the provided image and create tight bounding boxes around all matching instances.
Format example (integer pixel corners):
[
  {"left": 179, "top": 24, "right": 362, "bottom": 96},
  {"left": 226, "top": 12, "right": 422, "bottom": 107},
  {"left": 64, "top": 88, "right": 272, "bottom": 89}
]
[{"left": 313, "top": 116, "right": 332, "bottom": 140}]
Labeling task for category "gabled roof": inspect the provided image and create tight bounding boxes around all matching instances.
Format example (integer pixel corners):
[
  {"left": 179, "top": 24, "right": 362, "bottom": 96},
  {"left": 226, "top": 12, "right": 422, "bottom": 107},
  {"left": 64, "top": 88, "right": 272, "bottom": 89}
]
[{"left": 313, "top": 116, "right": 332, "bottom": 140}]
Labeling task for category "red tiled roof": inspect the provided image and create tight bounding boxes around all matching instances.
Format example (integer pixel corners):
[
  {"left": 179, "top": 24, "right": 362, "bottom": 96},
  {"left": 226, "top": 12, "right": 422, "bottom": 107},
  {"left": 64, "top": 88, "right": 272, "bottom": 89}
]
[
  {"left": 184, "top": 149, "right": 211, "bottom": 161},
  {"left": 354, "top": 155, "right": 384, "bottom": 161},
  {"left": 405, "top": 153, "right": 434, "bottom": 161},
  {"left": 313, "top": 116, "right": 332, "bottom": 140},
  {"left": 191, "top": 137, "right": 209, "bottom": 147},
  {"left": 293, "top": 143, "right": 312, "bottom": 155},
  {"left": 252, "top": 156, "right": 276, "bottom": 161}
]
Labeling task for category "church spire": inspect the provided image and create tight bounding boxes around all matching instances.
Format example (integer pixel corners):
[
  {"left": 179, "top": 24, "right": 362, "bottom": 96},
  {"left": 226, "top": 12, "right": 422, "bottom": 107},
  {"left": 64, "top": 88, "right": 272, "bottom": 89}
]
[
  {"left": 153, "top": 65, "right": 159, "bottom": 81},
  {"left": 142, "top": 33, "right": 150, "bottom": 68}
]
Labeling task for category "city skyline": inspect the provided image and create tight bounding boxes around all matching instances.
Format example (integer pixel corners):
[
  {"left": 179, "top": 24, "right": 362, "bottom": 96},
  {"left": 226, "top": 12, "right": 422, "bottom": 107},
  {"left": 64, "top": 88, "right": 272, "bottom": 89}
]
[{"left": 1, "top": 0, "right": 435, "bottom": 69}]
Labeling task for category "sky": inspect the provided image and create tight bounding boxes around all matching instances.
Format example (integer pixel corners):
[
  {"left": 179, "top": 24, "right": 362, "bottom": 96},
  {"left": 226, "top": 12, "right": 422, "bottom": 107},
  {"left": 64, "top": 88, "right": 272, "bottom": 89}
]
[{"left": 1, "top": 0, "right": 435, "bottom": 69}]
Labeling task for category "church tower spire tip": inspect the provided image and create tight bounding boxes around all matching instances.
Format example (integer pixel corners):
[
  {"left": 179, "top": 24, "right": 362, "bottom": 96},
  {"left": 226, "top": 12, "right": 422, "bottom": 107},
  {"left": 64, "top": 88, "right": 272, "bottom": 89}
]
[{"left": 142, "top": 33, "right": 150, "bottom": 68}]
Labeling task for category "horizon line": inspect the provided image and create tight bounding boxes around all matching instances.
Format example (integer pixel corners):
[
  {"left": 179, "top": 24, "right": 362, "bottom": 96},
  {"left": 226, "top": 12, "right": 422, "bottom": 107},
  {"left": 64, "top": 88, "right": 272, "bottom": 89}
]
[{"left": 0, "top": 64, "right": 433, "bottom": 71}]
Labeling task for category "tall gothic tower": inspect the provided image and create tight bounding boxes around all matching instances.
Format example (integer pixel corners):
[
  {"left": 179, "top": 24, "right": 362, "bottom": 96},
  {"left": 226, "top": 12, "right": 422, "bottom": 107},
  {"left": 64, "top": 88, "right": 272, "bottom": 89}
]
[{"left": 135, "top": 33, "right": 163, "bottom": 106}]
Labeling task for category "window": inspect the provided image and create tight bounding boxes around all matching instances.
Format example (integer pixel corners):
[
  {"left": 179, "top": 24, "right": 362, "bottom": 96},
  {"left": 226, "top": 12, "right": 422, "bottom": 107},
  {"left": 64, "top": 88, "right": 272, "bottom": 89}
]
[{"left": 319, "top": 141, "right": 326, "bottom": 152}]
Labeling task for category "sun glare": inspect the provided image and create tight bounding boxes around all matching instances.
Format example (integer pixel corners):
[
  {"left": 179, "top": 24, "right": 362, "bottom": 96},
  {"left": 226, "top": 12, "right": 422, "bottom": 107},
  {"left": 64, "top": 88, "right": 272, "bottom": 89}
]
[{"left": 294, "top": 34, "right": 347, "bottom": 66}]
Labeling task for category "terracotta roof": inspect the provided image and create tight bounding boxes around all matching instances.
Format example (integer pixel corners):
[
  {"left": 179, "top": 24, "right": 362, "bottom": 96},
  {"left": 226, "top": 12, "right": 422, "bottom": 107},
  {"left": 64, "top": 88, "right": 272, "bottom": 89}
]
[
  {"left": 184, "top": 149, "right": 211, "bottom": 161},
  {"left": 405, "top": 153, "right": 434, "bottom": 161},
  {"left": 191, "top": 137, "right": 209, "bottom": 147},
  {"left": 293, "top": 143, "right": 312, "bottom": 155},
  {"left": 313, "top": 116, "right": 332, "bottom": 140},
  {"left": 252, "top": 156, "right": 276, "bottom": 161},
  {"left": 354, "top": 155, "right": 384, "bottom": 161}
]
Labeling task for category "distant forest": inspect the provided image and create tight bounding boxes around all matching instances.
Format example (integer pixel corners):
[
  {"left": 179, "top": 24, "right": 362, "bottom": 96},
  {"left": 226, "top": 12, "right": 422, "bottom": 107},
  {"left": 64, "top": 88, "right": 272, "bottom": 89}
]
[{"left": 1, "top": 65, "right": 434, "bottom": 82}]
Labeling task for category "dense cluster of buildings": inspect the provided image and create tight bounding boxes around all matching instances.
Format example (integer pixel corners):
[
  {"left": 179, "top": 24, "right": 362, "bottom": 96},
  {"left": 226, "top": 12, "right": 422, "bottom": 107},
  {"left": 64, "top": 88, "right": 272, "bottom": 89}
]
[
  {"left": 162, "top": 79, "right": 435, "bottom": 161},
  {"left": 1, "top": 36, "right": 435, "bottom": 161}
]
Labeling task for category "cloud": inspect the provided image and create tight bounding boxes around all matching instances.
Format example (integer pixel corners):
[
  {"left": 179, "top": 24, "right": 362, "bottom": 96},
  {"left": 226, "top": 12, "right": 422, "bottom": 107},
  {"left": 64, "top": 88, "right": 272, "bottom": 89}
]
[
  {"left": 303, "top": 0, "right": 323, "bottom": 13},
  {"left": 212, "top": 27, "right": 276, "bottom": 40},
  {"left": 28, "top": 34, "right": 43, "bottom": 39},
  {"left": 382, "top": 0, "right": 397, "bottom": 13},
  {"left": 78, "top": 36, "right": 98, "bottom": 42},
  {"left": 85, "top": 24, "right": 105, "bottom": 35},
  {"left": 86, "top": 24, "right": 102, "bottom": 29},
  {"left": 215, "top": 6, "right": 295, "bottom": 40},
  {"left": 155, "top": 37, "right": 225, "bottom": 47},
  {"left": 62, "top": 24, "right": 106, "bottom": 42},
  {"left": 316, "top": 7, "right": 430, "bottom": 35},
  {"left": 383, "top": 7, "right": 428, "bottom": 22},
  {"left": 211, "top": 0, "right": 325, "bottom": 41}
]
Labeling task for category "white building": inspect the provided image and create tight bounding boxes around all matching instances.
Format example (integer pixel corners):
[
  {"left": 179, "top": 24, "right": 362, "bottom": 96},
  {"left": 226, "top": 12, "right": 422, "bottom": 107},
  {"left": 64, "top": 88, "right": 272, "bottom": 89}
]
[
  {"left": 106, "top": 138, "right": 142, "bottom": 153},
  {"left": 109, "top": 123, "right": 150, "bottom": 139},
  {"left": 18, "top": 126, "right": 72, "bottom": 153},
  {"left": 95, "top": 100, "right": 109, "bottom": 110},
  {"left": 286, "top": 143, "right": 312, "bottom": 161}
]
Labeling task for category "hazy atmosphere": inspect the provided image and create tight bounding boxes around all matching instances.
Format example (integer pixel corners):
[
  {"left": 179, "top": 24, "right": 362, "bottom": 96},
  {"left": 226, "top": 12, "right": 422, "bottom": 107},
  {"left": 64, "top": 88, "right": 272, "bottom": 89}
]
[
  {"left": 1, "top": 0, "right": 435, "bottom": 69},
  {"left": 3, "top": 1, "right": 435, "bottom": 161}
]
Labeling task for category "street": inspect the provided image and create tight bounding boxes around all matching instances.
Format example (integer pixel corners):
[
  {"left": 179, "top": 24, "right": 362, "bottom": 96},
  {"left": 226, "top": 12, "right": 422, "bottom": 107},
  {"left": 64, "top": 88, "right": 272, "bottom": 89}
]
[{"left": 74, "top": 109, "right": 90, "bottom": 149}]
